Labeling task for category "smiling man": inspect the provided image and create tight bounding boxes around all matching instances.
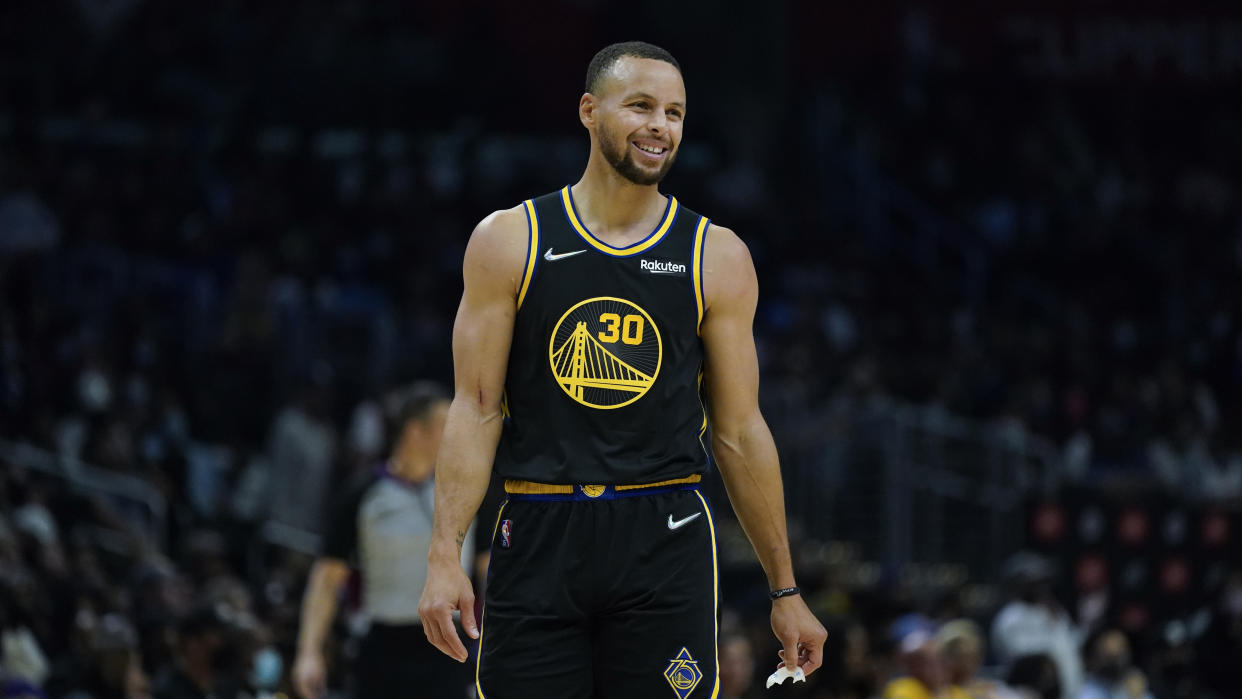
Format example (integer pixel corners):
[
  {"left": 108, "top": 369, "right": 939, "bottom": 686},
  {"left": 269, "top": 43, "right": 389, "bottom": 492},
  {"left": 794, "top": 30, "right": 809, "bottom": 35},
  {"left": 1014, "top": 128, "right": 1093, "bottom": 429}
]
[{"left": 418, "top": 41, "right": 826, "bottom": 698}]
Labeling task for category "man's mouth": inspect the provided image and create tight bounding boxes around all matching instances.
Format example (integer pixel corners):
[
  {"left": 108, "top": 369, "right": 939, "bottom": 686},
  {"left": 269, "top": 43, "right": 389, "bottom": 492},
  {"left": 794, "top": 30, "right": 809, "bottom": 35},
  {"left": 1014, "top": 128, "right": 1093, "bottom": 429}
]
[{"left": 632, "top": 141, "right": 668, "bottom": 158}]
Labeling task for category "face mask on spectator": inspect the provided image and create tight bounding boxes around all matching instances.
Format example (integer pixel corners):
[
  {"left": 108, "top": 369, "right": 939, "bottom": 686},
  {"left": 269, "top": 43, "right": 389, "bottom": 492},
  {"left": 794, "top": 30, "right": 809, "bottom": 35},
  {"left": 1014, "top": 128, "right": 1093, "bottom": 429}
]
[
  {"left": 249, "top": 646, "right": 283, "bottom": 689},
  {"left": 78, "top": 368, "right": 112, "bottom": 413}
]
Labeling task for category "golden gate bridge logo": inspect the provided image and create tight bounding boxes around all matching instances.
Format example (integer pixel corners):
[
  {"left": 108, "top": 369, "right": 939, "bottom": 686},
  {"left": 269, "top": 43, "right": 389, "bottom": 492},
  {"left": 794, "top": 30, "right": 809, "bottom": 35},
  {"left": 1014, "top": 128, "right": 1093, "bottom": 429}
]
[{"left": 548, "top": 296, "right": 662, "bottom": 409}]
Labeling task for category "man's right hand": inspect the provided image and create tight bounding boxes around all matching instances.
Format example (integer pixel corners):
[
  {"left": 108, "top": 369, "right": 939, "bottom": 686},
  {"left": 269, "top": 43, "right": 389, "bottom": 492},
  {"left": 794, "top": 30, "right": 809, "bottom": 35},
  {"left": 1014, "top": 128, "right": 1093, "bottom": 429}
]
[
  {"left": 418, "top": 557, "right": 477, "bottom": 662},
  {"left": 292, "top": 650, "right": 327, "bottom": 699}
]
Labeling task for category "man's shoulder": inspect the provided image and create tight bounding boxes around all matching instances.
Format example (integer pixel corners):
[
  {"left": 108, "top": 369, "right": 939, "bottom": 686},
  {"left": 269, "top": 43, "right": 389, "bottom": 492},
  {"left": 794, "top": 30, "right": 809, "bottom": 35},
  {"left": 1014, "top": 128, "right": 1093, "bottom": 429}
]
[
  {"left": 703, "top": 222, "right": 747, "bottom": 256},
  {"left": 486, "top": 187, "right": 566, "bottom": 226},
  {"left": 475, "top": 204, "right": 529, "bottom": 237},
  {"left": 464, "top": 204, "right": 534, "bottom": 279},
  {"left": 698, "top": 220, "right": 755, "bottom": 311}
]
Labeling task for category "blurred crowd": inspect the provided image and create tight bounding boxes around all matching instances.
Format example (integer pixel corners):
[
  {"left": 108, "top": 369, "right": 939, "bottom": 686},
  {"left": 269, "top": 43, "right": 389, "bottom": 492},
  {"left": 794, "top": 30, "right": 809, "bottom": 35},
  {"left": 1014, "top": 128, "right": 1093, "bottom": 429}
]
[
  {"left": 6, "top": 451, "right": 1242, "bottom": 699},
  {"left": 762, "top": 24, "right": 1242, "bottom": 502},
  {"left": 2, "top": 1, "right": 1242, "bottom": 698},
  {"left": 0, "top": 460, "right": 307, "bottom": 699}
]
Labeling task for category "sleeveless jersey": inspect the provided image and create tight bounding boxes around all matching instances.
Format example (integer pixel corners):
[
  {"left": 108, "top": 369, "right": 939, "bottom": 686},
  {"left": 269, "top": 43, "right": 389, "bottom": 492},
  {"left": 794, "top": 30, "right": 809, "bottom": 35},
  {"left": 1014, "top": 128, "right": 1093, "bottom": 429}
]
[{"left": 494, "top": 185, "right": 712, "bottom": 485}]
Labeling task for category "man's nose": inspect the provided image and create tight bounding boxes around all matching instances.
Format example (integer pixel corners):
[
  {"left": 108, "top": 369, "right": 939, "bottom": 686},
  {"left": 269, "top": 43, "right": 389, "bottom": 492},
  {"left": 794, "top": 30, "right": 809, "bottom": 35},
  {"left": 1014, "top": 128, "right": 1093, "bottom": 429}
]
[{"left": 648, "top": 110, "right": 667, "bottom": 134}]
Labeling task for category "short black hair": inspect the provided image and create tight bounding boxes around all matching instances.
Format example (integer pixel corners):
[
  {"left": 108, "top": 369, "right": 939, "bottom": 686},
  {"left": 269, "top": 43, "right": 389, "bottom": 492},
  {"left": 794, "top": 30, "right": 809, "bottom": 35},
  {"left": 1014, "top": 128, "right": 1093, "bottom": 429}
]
[
  {"left": 585, "top": 41, "right": 681, "bottom": 94},
  {"left": 393, "top": 380, "right": 450, "bottom": 427}
]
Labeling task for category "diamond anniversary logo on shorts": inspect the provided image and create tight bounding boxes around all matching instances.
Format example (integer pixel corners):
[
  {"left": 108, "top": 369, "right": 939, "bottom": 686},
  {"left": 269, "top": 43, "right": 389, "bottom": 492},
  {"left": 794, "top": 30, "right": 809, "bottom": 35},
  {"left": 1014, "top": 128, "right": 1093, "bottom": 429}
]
[
  {"left": 548, "top": 296, "right": 662, "bottom": 409},
  {"left": 663, "top": 647, "right": 703, "bottom": 698}
]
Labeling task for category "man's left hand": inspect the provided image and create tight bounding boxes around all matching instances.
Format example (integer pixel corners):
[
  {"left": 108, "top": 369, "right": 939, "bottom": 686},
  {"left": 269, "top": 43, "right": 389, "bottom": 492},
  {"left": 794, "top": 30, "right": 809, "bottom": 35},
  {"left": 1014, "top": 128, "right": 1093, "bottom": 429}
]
[{"left": 771, "top": 595, "right": 827, "bottom": 676}]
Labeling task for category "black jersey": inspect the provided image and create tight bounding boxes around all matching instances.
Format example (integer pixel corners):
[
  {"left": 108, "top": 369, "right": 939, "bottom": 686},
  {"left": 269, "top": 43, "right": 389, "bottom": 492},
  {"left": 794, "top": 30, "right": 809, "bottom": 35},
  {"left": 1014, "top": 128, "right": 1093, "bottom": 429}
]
[{"left": 494, "top": 186, "right": 712, "bottom": 485}]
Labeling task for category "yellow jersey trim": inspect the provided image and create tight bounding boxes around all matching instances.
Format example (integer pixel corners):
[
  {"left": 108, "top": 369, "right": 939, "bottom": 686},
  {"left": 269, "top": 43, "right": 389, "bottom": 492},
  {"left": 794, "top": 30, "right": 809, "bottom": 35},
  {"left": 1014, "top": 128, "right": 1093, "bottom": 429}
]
[
  {"left": 692, "top": 216, "right": 709, "bottom": 334},
  {"left": 697, "top": 369, "right": 708, "bottom": 447},
  {"left": 560, "top": 186, "right": 679, "bottom": 257},
  {"left": 475, "top": 500, "right": 508, "bottom": 699},
  {"left": 517, "top": 200, "right": 539, "bottom": 309},
  {"left": 693, "top": 490, "right": 721, "bottom": 698},
  {"left": 504, "top": 474, "right": 701, "bottom": 495},
  {"left": 615, "top": 474, "right": 702, "bottom": 491}
]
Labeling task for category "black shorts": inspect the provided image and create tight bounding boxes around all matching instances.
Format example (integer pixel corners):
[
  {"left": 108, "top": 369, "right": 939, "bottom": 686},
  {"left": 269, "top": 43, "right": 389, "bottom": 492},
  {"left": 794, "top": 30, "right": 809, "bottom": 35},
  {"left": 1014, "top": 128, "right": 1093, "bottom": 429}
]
[
  {"left": 355, "top": 622, "right": 472, "bottom": 699},
  {"left": 476, "top": 481, "right": 719, "bottom": 699}
]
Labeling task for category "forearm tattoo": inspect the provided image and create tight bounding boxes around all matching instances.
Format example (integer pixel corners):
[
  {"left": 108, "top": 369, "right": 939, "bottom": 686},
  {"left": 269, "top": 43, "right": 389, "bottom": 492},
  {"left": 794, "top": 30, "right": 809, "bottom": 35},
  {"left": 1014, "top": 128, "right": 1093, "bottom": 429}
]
[{"left": 456, "top": 530, "right": 466, "bottom": 552}]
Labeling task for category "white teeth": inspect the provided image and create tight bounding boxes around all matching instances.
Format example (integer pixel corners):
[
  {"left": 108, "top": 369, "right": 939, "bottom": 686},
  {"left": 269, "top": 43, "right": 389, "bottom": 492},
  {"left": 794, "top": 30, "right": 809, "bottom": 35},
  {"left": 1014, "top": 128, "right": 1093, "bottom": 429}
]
[{"left": 636, "top": 143, "right": 665, "bottom": 154}]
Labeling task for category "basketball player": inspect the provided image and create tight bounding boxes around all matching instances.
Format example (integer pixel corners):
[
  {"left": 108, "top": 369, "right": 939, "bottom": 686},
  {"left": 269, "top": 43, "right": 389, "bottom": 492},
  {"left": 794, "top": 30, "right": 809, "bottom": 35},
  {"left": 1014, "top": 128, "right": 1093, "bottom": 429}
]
[
  {"left": 294, "top": 383, "right": 474, "bottom": 699},
  {"left": 419, "top": 41, "right": 827, "bottom": 698}
]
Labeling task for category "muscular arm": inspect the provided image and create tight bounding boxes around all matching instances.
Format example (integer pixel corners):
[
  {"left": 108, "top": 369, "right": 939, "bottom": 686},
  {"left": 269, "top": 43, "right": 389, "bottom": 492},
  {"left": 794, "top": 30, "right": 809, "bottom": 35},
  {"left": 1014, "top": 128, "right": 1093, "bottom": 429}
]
[
  {"left": 419, "top": 205, "right": 528, "bottom": 662},
  {"left": 700, "top": 226, "right": 793, "bottom": 588},
  {"left": 700, "top": 224, "right": 826, "bottom": 674}
]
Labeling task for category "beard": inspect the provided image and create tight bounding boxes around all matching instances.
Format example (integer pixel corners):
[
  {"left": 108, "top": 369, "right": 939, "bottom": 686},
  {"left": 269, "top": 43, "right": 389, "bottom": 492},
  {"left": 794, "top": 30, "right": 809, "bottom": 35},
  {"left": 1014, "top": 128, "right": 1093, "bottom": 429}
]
[{"left": 598, "top": 120, "right": 676, "bottom": 186}]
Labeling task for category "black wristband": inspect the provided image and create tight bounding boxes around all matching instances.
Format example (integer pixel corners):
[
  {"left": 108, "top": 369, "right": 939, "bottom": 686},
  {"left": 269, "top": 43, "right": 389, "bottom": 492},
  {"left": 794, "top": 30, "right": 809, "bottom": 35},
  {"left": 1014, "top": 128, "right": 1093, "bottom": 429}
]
[{"left": 769, "top": 586, "right": 801, "bottom": 600}]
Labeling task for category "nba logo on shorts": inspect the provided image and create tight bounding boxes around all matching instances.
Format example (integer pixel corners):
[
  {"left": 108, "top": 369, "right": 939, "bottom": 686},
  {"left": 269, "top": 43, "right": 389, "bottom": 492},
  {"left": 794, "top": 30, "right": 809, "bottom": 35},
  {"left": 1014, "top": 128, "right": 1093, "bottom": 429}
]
[{"left": 500, "top": 519, "right": 512, "bottom": 548}]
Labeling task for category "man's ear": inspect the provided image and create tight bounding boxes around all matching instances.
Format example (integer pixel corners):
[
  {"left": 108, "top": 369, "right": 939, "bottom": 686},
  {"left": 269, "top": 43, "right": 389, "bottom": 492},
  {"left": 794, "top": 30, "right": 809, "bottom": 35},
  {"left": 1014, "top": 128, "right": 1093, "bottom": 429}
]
[{"left": 579, "top": 93, "right": 597, "bottom": 129}]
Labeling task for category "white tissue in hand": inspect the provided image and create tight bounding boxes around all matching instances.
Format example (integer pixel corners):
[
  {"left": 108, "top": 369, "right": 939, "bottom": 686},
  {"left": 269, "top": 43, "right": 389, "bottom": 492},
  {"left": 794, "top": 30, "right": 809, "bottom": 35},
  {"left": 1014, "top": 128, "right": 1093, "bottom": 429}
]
[{"left": 765, "top": 666, "right": 805, "bottom": 688}]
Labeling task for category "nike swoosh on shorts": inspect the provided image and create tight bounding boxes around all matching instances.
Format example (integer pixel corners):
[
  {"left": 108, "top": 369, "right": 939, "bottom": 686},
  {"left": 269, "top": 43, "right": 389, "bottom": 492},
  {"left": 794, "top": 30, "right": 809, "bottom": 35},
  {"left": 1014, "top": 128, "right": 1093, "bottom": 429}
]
[{"left": 667, "top": 512, "right": 702, "bottom": 530}]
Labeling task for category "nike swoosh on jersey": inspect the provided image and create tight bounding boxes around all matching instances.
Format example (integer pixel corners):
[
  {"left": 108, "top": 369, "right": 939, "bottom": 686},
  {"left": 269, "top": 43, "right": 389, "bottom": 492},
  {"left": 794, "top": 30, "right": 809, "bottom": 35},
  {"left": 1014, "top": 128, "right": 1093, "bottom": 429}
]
[
  {"left": 667, "top": 512, "right": 702, "bottom": 530},
  {"left": 544, "top": 248, "right": 587, "bottom": 261}
]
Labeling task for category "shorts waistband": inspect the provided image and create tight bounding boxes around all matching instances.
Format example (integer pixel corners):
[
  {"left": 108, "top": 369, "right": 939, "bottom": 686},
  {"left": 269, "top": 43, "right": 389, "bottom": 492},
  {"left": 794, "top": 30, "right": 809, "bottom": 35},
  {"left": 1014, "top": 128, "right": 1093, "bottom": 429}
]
[{"left": 504, "top": 474, "right": 701, "bottom": 501}]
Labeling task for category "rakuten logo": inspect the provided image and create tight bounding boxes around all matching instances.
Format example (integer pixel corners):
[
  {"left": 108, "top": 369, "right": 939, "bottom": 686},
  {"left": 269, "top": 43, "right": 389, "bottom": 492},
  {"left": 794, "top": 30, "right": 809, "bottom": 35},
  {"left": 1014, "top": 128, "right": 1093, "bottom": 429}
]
[{"left": 640, "top": 259, "right": 687, "bottom": 275}]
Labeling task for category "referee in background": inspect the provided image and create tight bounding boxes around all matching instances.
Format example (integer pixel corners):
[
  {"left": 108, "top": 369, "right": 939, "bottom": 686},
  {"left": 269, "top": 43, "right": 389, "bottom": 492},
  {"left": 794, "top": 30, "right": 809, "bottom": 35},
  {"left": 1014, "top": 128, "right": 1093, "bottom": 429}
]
[{"left": 293, "top": 381, "right": 475, "bottom": 699}]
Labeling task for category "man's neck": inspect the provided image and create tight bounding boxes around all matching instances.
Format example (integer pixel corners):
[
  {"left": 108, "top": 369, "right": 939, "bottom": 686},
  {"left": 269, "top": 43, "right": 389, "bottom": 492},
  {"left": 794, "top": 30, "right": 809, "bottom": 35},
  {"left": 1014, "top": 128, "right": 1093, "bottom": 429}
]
[{"left": 572, "top": 155, "right": 666, "bottom": 243}]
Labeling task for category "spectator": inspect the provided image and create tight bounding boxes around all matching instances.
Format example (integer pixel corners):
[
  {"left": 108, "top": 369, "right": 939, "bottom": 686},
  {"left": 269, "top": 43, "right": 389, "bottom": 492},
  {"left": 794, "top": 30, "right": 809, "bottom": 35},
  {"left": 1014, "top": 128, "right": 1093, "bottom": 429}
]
[
  {"left": 149, "top": 608, "right": 235, "bottom": 699},
  {"left": 882, "top": 630, "right": 943, "bottom": 699},
  {"left": 718, "top": 631, "right": 758, "bottom": 699},
  {"left": 1197, "top": 569, "right": 1242, "bottom": 697},
  {"left": 62, "top": 614, "right": 151, "bottom": 699},
  {"left": 0, "top": 626, "right": 48, "bottom": 696},
  {"left": 1076, "top": 629, "right": 1151, "bottom": 699},
  {"left": 817, "top": 619, "right": 877, "bottom": 699},
  {"left": 1006, "top": 654, "right": 1062, "bottom": 699},
  {"left": 992, "top": 553, "right": 1084, "bottom": 698},
  {"left": 266, "top": 372, "right": 339, "bottom": 537},
  {"left": 936, "top": 619, "right": 1020, "bottom": 699},
  {"left": 0, "top": 525, "right": 49, "bottom": 697}
]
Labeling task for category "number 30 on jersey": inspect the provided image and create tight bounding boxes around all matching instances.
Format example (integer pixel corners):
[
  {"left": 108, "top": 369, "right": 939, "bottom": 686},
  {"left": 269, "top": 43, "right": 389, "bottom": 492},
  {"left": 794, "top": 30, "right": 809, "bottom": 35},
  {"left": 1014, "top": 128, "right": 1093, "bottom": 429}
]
[
  {"left": 597, "top": 312, "right": 645, "bottom": 345},
  {"left": 548, "top": 297, "right": 663, "bottom": 409}
]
